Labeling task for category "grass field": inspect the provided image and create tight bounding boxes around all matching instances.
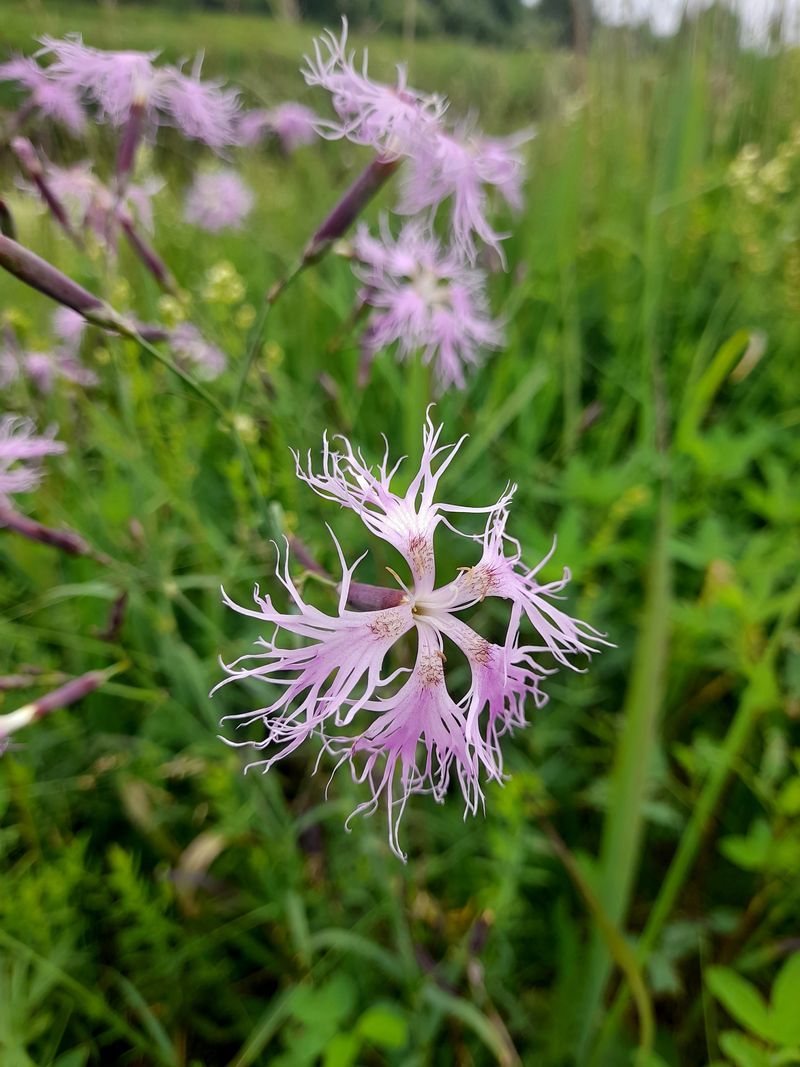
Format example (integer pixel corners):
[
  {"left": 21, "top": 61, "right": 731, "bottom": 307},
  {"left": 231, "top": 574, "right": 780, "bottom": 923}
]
[{"left": 1, "top": 3, "right": 800, "bottom": 1065}]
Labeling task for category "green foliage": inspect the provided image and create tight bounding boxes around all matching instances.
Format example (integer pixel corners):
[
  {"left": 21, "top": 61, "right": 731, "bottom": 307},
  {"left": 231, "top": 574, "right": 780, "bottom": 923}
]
[{"left": 1, "top": 2, "right": 799, "bottom": 1065}]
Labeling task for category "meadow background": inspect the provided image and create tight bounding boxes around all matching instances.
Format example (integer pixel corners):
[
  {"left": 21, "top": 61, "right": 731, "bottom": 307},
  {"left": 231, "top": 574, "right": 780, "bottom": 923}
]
[{"left": 1, "top": 3, "right": 800, "bottom": 1065}]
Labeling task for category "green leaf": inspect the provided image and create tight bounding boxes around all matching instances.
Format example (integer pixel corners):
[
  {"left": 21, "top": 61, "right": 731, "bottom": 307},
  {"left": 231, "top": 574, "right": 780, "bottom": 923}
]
[
  {"left": 706, "top": 967, "right": 772, "bottom": 1040},
  {"left": 720, "top": 821, "right": 772, "bottom": 872},
  {"left": 322, "top": 1033, "right": 361, "bottom": 1067},
  {"left": 771, "top": 954, "right": 800, "bottom": 1046},
  {"left": 356, "top": 1004, "right": 408, "bottom": 1050},
  {"left": 718, "top": 1031, "right": 771, "bottom": 1067}
]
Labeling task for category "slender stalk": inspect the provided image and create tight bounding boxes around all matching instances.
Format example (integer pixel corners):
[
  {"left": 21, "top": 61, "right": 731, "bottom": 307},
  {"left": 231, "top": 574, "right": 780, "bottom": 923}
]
[
  {"left": 0, "top": 504, "right": 108, "bottom": 562},
  {"left": 0, "top": 662, "right": 127, "bottom": 744},
  {"left": 232, "top": 155, "right": 398, "bottom": 409},
  {"left": 231, "top": 260, "right": 303, "bottom": 413}
]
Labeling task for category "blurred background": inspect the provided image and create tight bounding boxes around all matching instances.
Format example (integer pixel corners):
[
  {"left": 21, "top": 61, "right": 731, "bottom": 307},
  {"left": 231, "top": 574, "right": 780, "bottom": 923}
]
[{"left": 1, "top": 1, "right": 799, "bottom": 1065}]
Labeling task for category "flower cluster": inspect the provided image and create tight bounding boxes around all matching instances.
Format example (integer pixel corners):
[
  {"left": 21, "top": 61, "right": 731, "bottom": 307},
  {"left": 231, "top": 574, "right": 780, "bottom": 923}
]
[
  {"left": 218, "top": 419, "right": 605, "bottom": 860},
  {"left": 303, "top": 20, "right": 531, "bottom": 387},
  {"left": 0, "top": 415, "right": 65, "bottom": 506}
]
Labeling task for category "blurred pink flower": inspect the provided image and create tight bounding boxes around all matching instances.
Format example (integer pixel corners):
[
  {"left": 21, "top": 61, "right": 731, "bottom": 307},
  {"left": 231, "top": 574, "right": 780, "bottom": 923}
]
[
  {"left": 399, "top": 126, "right": 533, "bottom": 263},
  {"left": 217, "top": 418, "right": 605, "bottom": 860},
  {"left": 169, "top": 323, "right": 226, "bottom": 380},
  {"left": 52, "top": 307, "right": 87, "bottom": 349},
  {"left": 1, "top": 323, "right": 97, "bottom": 394},
  {"left": 45, "top": 162, "right": 161, "bottom": 245},
  {"left": 0, "top": 54, "right": 86, "bottom": 133},
  {"left": 38, "top": 35, "right": 240, "bottom": 148},
  {"left": 353, "top": 220, "right": 503, "bottom": 390},
  {"left": 302, "top": 19, "right": 446, "bottom": 159},
  {"left": 0, "top": 415, "right": 65, "bottom": 504},
  {"left": 183, "top": 169, "right": 254, "bottom": 232},
  {"left": 237, "top": 102, "right": 319, "bottom": 152}
]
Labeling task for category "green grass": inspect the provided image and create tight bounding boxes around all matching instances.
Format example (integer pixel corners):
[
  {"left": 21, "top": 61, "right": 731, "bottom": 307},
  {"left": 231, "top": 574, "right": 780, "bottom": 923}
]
[{"left": 1, "top": 4, "right": 800, "bottom": 1065}]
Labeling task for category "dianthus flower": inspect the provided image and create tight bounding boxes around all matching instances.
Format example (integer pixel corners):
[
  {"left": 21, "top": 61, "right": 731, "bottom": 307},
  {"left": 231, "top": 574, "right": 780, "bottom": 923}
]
[
  {"left": 169, "top": 323, "right": 226, "bottom": 380},
  {"left": 398, "top": 125, "right": 532, "bottom": 263},
  {"left": 37, "top": 36, "right": 240, "bottom": 149},
  {"left": 0, "top": 55, "right": 86, "bottom": 133},
  {"left": 302, "top": 19, "right": 447, "bottom": 159},
  {"left": 353, "top": 220, "right": 503, "bottom": 390},
  {"left": 237, "top": 102, "right": 319, "bottom": 153},
  {"left": 0, "top": 415, "right": 65, "bottom": 504},
  {"left": 183, "top": 169, "right": 254, "bottom": 232},
  {"left": 217, "top": 418, "right": 606, "bottom": 860}
]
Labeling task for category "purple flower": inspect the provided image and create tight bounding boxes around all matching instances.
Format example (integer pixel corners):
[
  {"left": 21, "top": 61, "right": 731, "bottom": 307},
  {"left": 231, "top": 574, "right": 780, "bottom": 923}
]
[
  {"left": 0, "top": 54, "right": 86, "bottom": 133},
  {"left": 353, "top": 220, "right": 503, "bottom": 390},
  {"left": 169, "top": 323, "right": 226, "bottom": 380},
  {"left": 38, "top": 36, "right": 240, "bottom": 148},
  {"left": 398, "top": 125, "right": 533, "bottom": 263},
  {"left": 237, "top": 102, "right": 319, "bottom": 152},
  {"left": 0, "top": 415, "right": 65, "bottom": 504},
  {"left": 217, "top": 418, "right": 606, "bottom": 860},
  {"left": 302, "top": 20, "right": 446, "bottom": 159},
  {"left": 183, "top": 170, "right": 254, "bottom": 232}
]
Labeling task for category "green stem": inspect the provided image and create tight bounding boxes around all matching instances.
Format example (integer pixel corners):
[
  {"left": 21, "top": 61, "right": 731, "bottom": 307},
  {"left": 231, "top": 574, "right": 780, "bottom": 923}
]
[
  {"left": 231, "top": 261, "right": 304, "bottom": 413},
  {"left": 124, "top": 327, "right": 277, "bottom": 539}
]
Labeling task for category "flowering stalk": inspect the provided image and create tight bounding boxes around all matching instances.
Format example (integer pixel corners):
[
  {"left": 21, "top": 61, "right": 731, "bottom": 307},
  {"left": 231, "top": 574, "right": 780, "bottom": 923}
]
[
  {"left": 115, "top": 99, "right": 145, "bottom": 195},
  {"left": 0, "top": 233, "right": 117, "bottom": 326},
  {"left": 118, "top": 210, "right": 177, "bottom": 293},
  {"left": 11, "top": 136, "right": 83, "bottom": 248},
  {"left": 0, "top": 663, "right": 125, "bottom": 750},
  {"left": 0, "top": 197, "right": 16, "bottom": 239},
  {"left": 0, "top": 503, "right": 108, "bottom": 561},
  {"left": 302, "top": 156, "right": 399, "bottom": 265},
  {"left": 0, "top": 233, "right": 167, "bottom": 340}
]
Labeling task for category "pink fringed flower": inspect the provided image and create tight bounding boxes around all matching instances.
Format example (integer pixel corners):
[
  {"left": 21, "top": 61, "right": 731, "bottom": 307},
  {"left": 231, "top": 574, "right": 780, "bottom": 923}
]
[
  {"left": 302, "top": 19, "right": 447, "bottom": 159},
  {"left": 237, "top": 102, "right": 319, "bottom": 153},
  {"left": 169, "top": 324, "right": 226, "bottom": 380},
  {"left": 0, "top": 55, "right": 86, "bottom": 133},
  {"left": 0, "top": 415, "right": 65, "bottom": 504},
  {"left": 38, "top": 36, "right": 240, "bottom": 148},
  {"left": 353, "top": 220, "right": 503, "bottom": 390},
  {"left": 399, "top": 126, "right": 533, "bottom": 263},
  {"left": 217, "top": 418, "right": 606, "bottom": 860},
  {"left": 183, "top": 170, "right": 254, "bottom": 232}
]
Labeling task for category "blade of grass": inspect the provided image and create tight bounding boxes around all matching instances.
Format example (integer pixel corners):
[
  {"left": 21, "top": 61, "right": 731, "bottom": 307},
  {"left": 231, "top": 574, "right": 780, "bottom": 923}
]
[{"left": 574, "top": 480, "right": 671, "bottom": 1058}]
